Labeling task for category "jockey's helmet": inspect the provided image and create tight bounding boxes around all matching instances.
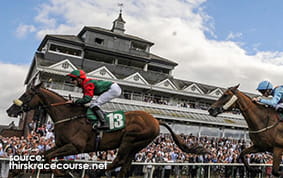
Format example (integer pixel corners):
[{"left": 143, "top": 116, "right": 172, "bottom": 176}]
[
  {"left": 67, "top": 70, "right": 86, "bottom": 80},
  {"left": 256, "top": 80, "right": 273, "bottom": 90}
]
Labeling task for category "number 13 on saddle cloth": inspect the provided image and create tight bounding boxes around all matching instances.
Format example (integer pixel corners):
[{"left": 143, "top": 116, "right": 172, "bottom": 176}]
[{"left": 86, "top": 109, "right": 126, "bottom": 132}]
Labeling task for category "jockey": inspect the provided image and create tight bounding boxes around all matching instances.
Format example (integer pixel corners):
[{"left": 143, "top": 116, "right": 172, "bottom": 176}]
[
  {"left": 67, "top": 69, "right": 122, "bottom": 129},
  {"left": 253, "top": 80, "right": 283, "bottom": 112}
]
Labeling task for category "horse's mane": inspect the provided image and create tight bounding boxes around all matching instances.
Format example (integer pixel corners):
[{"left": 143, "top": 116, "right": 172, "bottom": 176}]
[
  {"left": 40, "top": 86, "right": 86, "bottom": 112},
  {"left": 238, "top": 89, "right": 276, "bottom": 112},
  {"left": 36, "top": 85, "right": 86, "bottom": 117},
  {"left": 41, "top": 87, "right": 67, "bottom": 101}
]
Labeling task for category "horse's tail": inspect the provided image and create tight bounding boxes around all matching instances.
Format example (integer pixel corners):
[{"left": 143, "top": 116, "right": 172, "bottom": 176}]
[{"left": 159, "top": 121, "right": 209, "bottom": 155}]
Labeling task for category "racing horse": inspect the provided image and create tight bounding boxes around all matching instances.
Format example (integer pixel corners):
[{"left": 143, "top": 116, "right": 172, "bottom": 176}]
[
  {"left": 7, "top": 83, "right": 208, "bottom": 177},
  {"left": 208, "top": 84, "right": 283, "bottom": 177}
]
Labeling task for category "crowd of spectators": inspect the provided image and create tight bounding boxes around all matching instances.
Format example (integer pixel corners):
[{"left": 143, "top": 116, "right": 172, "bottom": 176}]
[
  {"left": 0, "top": 123, "right": 274, "bottom": 177},
  {"left": 143, "top": 96, "right": 208, "bottom": 110},
  {"left": 143, "top": 96, "right": 241, "bottom": 115},
  {"left": 133, "top": 133, "right": 273, "bottom": 177}
]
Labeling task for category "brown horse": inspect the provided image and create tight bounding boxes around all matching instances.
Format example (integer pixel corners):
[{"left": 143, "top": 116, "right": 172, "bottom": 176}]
[
  {"left": 7, "top": 83, "right": 208, "bottom": 177},
  {"left": 208, "top": 84, "right": 283, "bottom": 177}
]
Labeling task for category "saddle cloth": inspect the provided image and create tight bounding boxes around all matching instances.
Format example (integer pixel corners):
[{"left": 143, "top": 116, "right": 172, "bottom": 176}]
[{"left": 86, "top": 109, "right": 126, "bottom": 132}]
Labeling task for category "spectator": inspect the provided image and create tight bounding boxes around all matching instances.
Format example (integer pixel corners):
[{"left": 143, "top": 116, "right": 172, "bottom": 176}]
[
  {"left": 143, "top": 152, "right": 155, "bottom": 178},
  {"left": 164, "top": 154, "right": 173, "bottom": 178},
  {"left": 0, "top": 147, "right": 13, "bottom": 178}
]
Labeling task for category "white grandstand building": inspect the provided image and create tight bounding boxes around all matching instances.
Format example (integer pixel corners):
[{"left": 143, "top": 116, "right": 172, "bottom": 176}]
[{"left": 21, "top": 11, "right": 253, "bottom": 139}]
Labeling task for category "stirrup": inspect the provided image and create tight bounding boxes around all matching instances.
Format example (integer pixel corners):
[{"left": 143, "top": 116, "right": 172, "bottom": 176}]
[
  {"left": 92, "top": 122, "right": 98, "bottom": 129},
  {"left": 97, "top": 121, "right": 109, "bottom": 130}
]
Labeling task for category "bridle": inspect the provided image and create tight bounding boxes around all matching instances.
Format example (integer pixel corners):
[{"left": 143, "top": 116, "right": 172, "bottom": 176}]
[
  {"left": 222, "top": 95, "right": 238, "bottom": 110},
  {"left": 13, "top": 88, "right": 84, "bottom": 125},
  {"left": 13, "top": 91, "right": 39, "bottom": 112}
]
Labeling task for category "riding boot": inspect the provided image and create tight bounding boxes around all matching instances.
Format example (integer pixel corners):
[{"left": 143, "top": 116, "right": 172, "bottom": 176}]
[{"left": 91, "top": 106, "right": 109, "bottom": 130}]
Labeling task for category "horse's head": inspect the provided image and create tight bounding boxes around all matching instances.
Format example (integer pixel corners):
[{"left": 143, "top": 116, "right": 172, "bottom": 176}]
[
  {"left": 6, "top": 83, "right": 43, "bottom": 117},
  {"left": 208, "top": 84, "right": 240, "bottom": 117}
]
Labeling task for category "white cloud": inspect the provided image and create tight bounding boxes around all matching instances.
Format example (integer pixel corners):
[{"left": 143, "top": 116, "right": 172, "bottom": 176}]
[
  {"left": 16, "top": 24, "right": 36, "bottom": 38},
  {"left": 15, "top": 0, "right": 283, "bottom": 95},
  {"left": 226, "top": 32, "right": 243, "bottom": 40},
  {"left": 255, "top": 51, "right": 283, "bottom": 65},
  {"left": 0, "top": 63, "right": 28, "bottom": 125}
]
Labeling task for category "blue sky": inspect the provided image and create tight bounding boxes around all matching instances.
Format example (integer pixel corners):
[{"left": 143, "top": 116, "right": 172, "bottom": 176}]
[
  {"left": 205, "top": 0, "right": 283, "bottom": 54},
  {"left": 0, "top": 0, "right": 41, "bottom": 64},
  {"left": 2, "top": 0, "right": 283, "bottom": 125}
]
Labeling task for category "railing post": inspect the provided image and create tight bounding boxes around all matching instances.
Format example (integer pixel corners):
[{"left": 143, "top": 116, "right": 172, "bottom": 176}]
[
  {"left": 36, "top": 169, "right": 40, "bottom": 178},
  {"left": 81, "top": 168, "right": 86, "bottom": 178}
]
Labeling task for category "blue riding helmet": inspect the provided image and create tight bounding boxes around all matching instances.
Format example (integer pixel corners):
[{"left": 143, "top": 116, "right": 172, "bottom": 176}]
[{"left": 256, "top": 81, "right": 273, "bottom": 90}]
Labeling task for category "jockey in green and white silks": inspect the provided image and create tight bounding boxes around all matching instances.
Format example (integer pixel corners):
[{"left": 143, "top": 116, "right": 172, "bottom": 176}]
[
  {"left": 67, "top": 69, "right": 122, "bottom": 129},
  {"left": 253, "top": 80, "right": 283, "bottom": 112}
]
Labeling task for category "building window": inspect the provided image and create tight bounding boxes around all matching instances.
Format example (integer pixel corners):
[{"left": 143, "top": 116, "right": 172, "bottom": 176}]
[
  {"left": 123, "top": 90, "right": 132, "bottom": 100},
  {"left": 95, "top": 38, "right": 104, "bottom": 45},
  {"left": 148, "top": 65, "right": 170, "bottom": 74},
  {"left": 131, "top": 42, "right": 147, "bottom": 51},
  {"left": 49, "top": 44, "right": 82, "bottom": 57}
]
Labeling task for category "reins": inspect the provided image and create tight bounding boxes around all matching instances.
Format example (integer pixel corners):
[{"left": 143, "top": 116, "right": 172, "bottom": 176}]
[
  {"left": 249, "top": 121, "right": 279, "bottom": 134},
  {"left": 47, "top": 102, "right": 86, "bottom": 125},
  {"left": 248, "top": 104, "right": 279, "bottom": 134},
  {"left": 40, "top": 101, "right": 69, "bottom": 109},
  {"left": 53, "top": 114, "right": 86, "bottom": 125},
  {"left": 50, "top": 102, "right": 70, "bottom": 107}
]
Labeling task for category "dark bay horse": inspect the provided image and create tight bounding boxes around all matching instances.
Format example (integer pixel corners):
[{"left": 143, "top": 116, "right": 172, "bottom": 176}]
[
  {"left": 7, "top": 83, "right": 208, "bottom": 177},
  {"left": 208, "top": 84, "right": 283, "bottom": 177}
]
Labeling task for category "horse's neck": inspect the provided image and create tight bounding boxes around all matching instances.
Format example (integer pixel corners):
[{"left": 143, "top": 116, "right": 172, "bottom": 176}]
[
  {"left": 40, "top": 88, "right": 84, "bottom": 122},
  {"left": 41, "top": 89, "right": 65, "bottom": 104},
  {"left": 236, "top": 91, "right": 268, "bottom": 130}
]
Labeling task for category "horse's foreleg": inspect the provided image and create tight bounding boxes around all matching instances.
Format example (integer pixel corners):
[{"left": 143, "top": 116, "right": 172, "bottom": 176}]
[
  {"left": 106, "top": 142, "right": 130, "bottom": 172},
  {"left": 272, "top": 146, "right": 283, "bottom": 177},
  {"left": 106, "top": 134, "right": 147, "bottom": 176},
  {"left": 239, "top": 145, "right": 261, "bottom": 173},
  {"left": 117, "top": 153, "right": 135, "bottom": 178}
]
